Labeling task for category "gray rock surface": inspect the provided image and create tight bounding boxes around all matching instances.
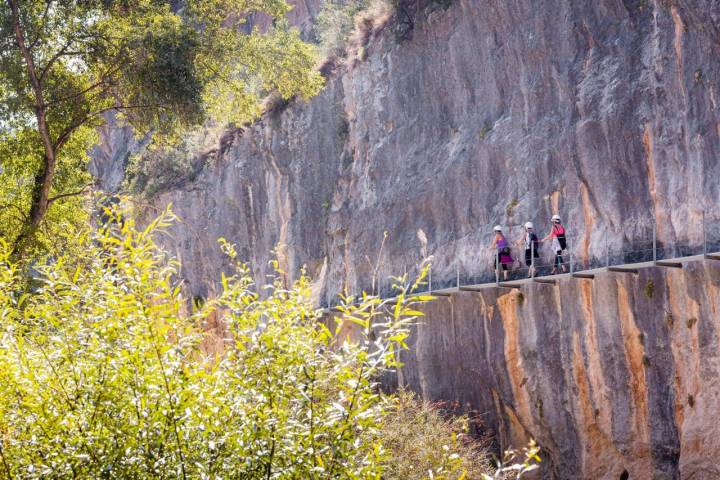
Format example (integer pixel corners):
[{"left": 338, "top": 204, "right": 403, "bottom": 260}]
[
  {"left": 139, "top": 0, "right": 720, "bottom": 303},
  {"left": 337, "top": 258, "right": 720, "bottom": 479},
  {"left": 88, "top": 114, "right": 149, "bottom": 193}
]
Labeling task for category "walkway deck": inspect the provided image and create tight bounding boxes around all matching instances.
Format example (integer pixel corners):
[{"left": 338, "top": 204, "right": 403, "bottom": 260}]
[{"left": 321, "top": 252, "right": 719, "bottom": 313}]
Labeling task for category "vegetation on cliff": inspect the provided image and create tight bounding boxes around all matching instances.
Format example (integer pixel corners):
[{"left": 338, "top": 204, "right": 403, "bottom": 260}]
[{"left": 0, "top": 0, "right": 323, "bottom": 257}]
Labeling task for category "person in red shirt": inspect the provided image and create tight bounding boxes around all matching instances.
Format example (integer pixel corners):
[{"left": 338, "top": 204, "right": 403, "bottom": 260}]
[{"left": 542, "top": 214, "right": 567, "bottom": 274}]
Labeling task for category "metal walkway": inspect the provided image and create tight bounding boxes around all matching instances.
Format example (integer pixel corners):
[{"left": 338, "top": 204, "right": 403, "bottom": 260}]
[{"left": 321, "top": 251, "right": 720, "bottom": 313}]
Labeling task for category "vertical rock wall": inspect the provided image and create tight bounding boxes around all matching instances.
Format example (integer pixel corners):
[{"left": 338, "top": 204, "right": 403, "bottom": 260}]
[
  {"left": 134, "top": 0, "right": 720, "bottom": 303},
  {"left": 365, "top": 258, "right": 719, "bottom": 479}
]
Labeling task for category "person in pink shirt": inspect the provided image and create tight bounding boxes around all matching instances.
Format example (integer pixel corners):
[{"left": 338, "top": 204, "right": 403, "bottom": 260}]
[{"left": 542, "top": 214, "right": 567, "bottom": 274}]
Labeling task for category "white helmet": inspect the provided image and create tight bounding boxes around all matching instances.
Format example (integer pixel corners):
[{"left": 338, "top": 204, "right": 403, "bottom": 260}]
[
  {"left": 525, "top": 222, "right": 534, "bottom": 229},
  {"left": 493, "top": 225, "right": 502, "bottom": 232},
  {"left": 551, "top": 214, "right": 561, "bottom": 222}
]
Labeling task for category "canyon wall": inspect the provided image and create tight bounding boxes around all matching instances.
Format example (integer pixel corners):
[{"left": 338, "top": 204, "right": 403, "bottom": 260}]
[
  {"left": 90, "top": 1, "right": 720, "bottom": 477},
  {"left": 368, "top": 257, "right": 719, "bottom": 479},
  {"left": 124, "top": 0, "right": 720, "bottom": 303}
]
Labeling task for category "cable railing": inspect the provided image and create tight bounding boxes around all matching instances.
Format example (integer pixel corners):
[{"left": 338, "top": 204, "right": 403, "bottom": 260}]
[{"left": 320, "top": 214, "right": 720, "bottom": 309}]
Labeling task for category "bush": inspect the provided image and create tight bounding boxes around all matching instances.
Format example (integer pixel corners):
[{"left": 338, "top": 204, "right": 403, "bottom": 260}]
[
  {"left": 315, "top": 0, "right": 369, "bottom": 58},
  {"left": 124, "top": 126, "right": 223, "bottom": 197},
  {"left": 373, "top": 391, "right": 540, "bottom": 479},
  {"left": 372, "top": 390, "right": 491, "bottom": 479},
  {"left": 0, "top": 207, "right": 538, "bottom": 479},
  {"left": 314, "top": 0, "right": 392, "bottom": 60}
]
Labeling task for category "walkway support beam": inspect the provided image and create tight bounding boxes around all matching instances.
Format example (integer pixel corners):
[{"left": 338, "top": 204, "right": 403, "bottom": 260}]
[
  {"left": 572, "top": 272, "right": 595, "bottom": 279},
  {"left": 608, "top": 266, "right": 640, "bottom": 274},
  {"left": 655, "top": 260, "right": 682, "bottom": 268}
]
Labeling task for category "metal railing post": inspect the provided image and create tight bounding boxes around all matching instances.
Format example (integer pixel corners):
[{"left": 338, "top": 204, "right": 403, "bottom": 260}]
[
  {"left": 605, "top": 231, "right": 610, "bottom": 267},
  {"left": 495, "top": 249, "right": 500, "bottom": 286},
  {"left": 569, "top": 234, "right": 574, "bottom": 273},
  {"left": 428, "top": 264, "right": 432, "bottom": 292},
  {"left": 531, "top": 238, "right": 535, "bottom": 278},
  {"left": 703, "top": 210, "right": 707, "bottom": 255},
  {"left": 653, "top": 221, "right": 657, "bottom": 262}
]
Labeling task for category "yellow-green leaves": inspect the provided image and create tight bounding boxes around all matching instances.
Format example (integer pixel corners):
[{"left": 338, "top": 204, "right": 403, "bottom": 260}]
[
  {"left": 1, "top": 0, "right": 324, "bottom": 254},
  {"left": 0, "top": 208, "right": 423, "bottom": 479},
  {"left": 0, "top": 210, "right": 541, "bottom": 479}
]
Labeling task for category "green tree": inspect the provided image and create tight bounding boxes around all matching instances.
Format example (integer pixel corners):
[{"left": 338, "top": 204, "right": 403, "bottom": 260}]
[
  {"left": 314, "top": 0, "right": 368, "bottom": 58},
  {"left": 0, "top": 0, "right": 324, "bottom": 257}
]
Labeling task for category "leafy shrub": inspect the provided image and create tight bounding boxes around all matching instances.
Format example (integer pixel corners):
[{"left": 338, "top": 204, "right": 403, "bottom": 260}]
[
  {"left": 0, "top": 206, "right": 423, "bottom": 478},
  {"left": 371, "top": 390, "right": 491, "bottom": 479},
  {"left": 644, "top": 279, "right": 654, "bottom": 299},
  {"left": 0, "top": 207, "right": 538, "bottom": 478},
  {"left": 124, "top": 126, "right": 223, "bottom": 196},
  {"left": 314, "top": 0, "right": 392, "bottom": 60}
]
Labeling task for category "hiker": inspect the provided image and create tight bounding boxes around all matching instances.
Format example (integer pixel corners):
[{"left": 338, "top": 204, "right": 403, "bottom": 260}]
[
  {"left": 490, "top": 225, "right": 513, "bottom": 280},
  {"left": 542, "top": 214, "right": 567, "bottom": 274},
  {"left": 519, "top": 222, "right": 540, "bottom": 278}
]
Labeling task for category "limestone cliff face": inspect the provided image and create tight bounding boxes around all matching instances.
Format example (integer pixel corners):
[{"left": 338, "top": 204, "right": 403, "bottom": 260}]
[
  {"left": 92, "top": 1, "right": 720, "bottom": 477},
  {"left": 137, "top": 0, "right": 720, "bottom": 302},
  {"left": 374, "top": 258, "right": 719, "bottom": 479}
]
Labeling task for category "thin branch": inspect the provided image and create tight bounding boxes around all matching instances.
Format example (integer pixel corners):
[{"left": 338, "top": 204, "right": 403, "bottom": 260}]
[
  {"left": 0, "top": 203, "right": 29, "bottom": 222},
  {"left": 0, "top": 440, "right": 13, "bottom": 480},
  {"left": 47, "top": 184, "right": 93, "bottom": 205},
  {"left": 38, "top": 37, "right": 77, "bottom": 82},
  {"left": 45, "top": 75, "right": 114, "bottom": 108},
  {"left": 53, "top": 102, "right": 163, "bottom": 151},
  {"left": 38, "top": 30, "right": 108, "bottom": 83},
  {"left": 53, "top": 115, "right": 91, "bottom": 151},
  {"left": 90, "top": 103, "right": 166, "bottom": 118},
  {"left": 152, "top": 338, "right": 188, "bottom": 480}
]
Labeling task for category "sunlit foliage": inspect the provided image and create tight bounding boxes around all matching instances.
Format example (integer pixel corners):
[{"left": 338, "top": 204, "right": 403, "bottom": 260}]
[
  {"left": 0, "top": 207, "right": 539, "bottom": 479},
  {"left": 0, "top": 206, "right": 416, "bottom": 478},
  {"left": 0, "top": 0, "right": 324, "bottom": 255}
]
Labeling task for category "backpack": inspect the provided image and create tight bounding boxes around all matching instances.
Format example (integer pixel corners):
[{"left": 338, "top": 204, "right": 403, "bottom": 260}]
[{"left": 554, "top": 225, "right": 567, "bottom": 250}]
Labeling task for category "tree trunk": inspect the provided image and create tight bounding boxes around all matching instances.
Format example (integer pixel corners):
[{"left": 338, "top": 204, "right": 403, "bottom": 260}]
[{"left": 7, "top": 0, "right": 58, "bottom": 256}]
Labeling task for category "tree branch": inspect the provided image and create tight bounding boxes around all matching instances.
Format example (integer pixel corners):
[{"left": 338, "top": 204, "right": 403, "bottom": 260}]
[
  {"left": 39, "top": 38, "right": 79, "bottom": 82},
  {"left": 28, "top": 0, "right": 54, "bottom": 50},
  {"left": 89, "top": 103, "right": 166, "bottom": 118},
  {"left": 52, "top": 102, "right": 162, "bottom": 152},
  {"left": 0, "top": 203, "right": 29, "bottom": 222},
  {"left": 46, "top": 75, "right": 113, "bottom": 108},
  {"left": 47, "top": 184, "right": 93, "bottom": 205}
]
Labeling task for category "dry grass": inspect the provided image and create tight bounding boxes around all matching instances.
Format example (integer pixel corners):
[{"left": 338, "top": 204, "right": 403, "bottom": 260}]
[
  {"left": 346, "top": 0, "right": 394, "bottom": 61},
  {"left": 315, "top": 0, "right": 395, "bottom": 68},
  {"left": 374, "top": 390, "right": 495, "bottom": 479}
]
